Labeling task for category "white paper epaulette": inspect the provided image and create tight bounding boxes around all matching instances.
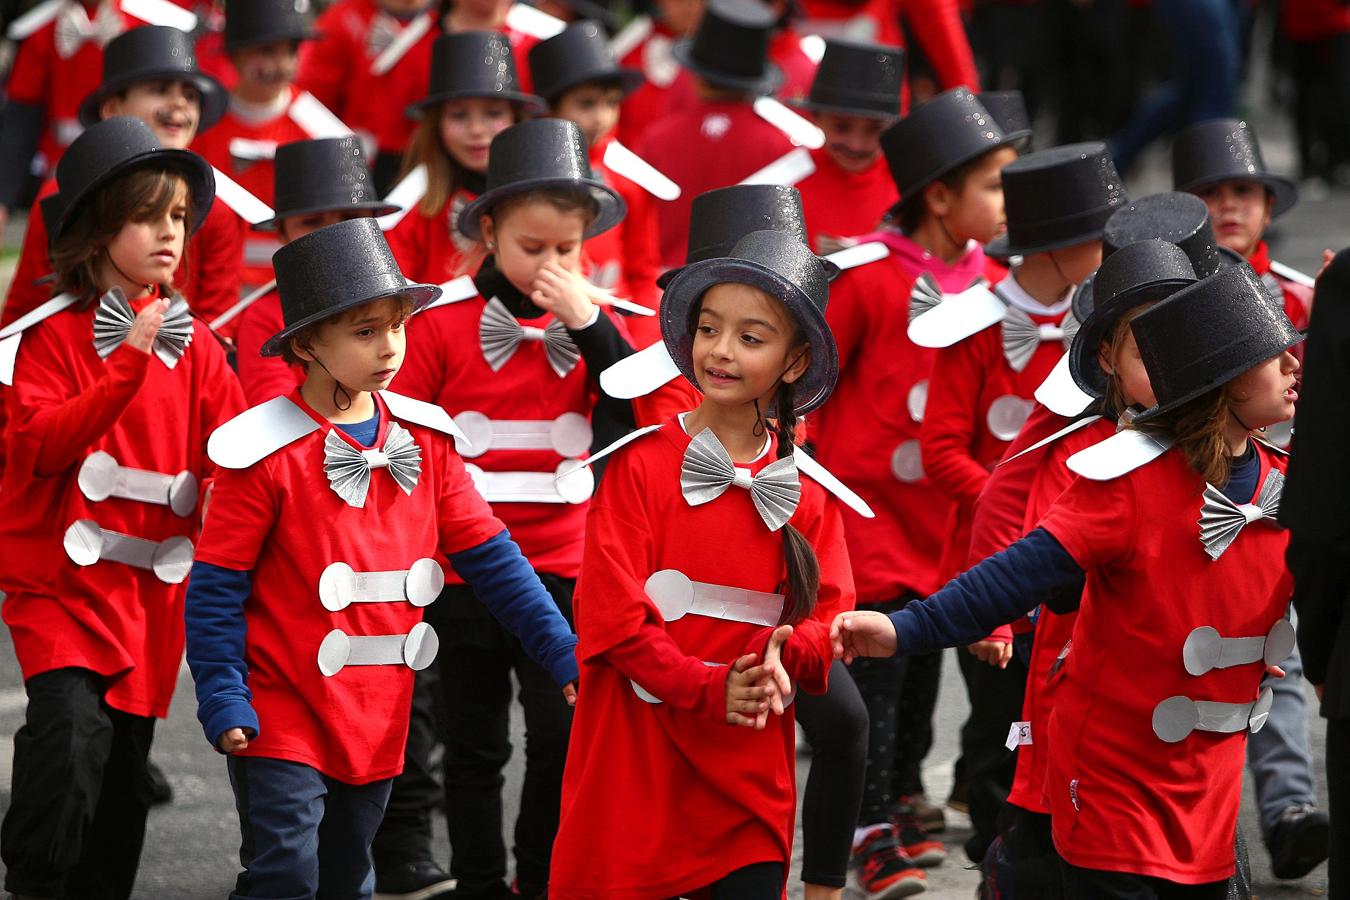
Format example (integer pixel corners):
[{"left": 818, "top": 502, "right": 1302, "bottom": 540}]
[
  {"left": 377, "top": 164, "right": 427, "bottom": 232},
  {"left": 1034, "top": 353, "right": 1094, "bottom": 418},
  {"left": 6, "top": 0, "right": 64, "bottom": 40},
  {"left": 288, "top": 91, "right": 354, "bottom": 140},
  {"left": 600, "top": 341, "right": 680, "bottom": 399},
  {"left": 998, "top": 414, "right": 1102, "bottom": 467},
  {"left": 1253, "top": 436, "right": 1290, "bottom": 457},
  {"left": 208, "top": 396, "right": 319, "bottom": 469},
  {"left": 793, "top": 448, "right": 875, "bottom": 518},
  {"left": 824, "top": 241, "right": 888, "bottom": 272},
  {"left": 1065, "top": 428, "right": 1172, "bottom": 481},
  {"left": 607, "top": 14, "right": 652, "bottom": 61},
  {"left": 379, "top": 390, "right": 468, "bottom": 444},
  {"left": 121, "top": 0, "right": 197, "bottom": 31},
  {"left": 1269, "top": 260, "right": 1315, "bottom": 289},
  {"left": 577, "top": 423, "right": 665, "bottom": 470},
  {"left": 0, "top": 292, "right": 79, "bottom": 386},
  {"left": 906, "top": 282, "right": 1006, "bottom": 349},
  {"left": 421, "top": 275, "right": 479, "bottom": 312}
]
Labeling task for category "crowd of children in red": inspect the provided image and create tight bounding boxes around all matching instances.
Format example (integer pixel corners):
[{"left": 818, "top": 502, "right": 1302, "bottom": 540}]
[{"left": 0, "top": 1, "right": 1342, "bottom": 900}]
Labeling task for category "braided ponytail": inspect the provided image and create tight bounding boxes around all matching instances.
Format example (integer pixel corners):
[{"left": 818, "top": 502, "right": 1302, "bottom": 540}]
[{"left": 771, "top": 378, "right": 821, "bottom": 625}]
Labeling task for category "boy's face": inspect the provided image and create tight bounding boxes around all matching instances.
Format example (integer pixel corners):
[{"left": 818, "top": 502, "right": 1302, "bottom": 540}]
[
  {"left": 279, "top": 210, "right": 371, "bottom": 244},
  {"left": 935, "top": 145, "right": 1017, "bottom": 246},
  {"left": 817, "top": 112, "right": 887, "bottom": 174},
  {"left": 231, "top": 40, "right": 300, "bottom": 96},
  {"left": 438, "top": 97, "right": 515, "bottom": 173},
  {"left": 99, "top": 79, "right": 203, "bottom": 150},
  {"left": 553, "top": 83, "right": 623, "bottom": 149},
  {"left": 656, "top": 0, "right": 705, "bottom": 35},
  {"left": 1195, "top": 179, "right": 1273, "bottom": 259},
  {"left": 295, "top": 297, "right": 409, "bottom": 393},
  {"left": 105, "top": 179, "right": 189, "bottom": 287},
  {"left": 481, "top": 200, "right": 588, "bottom": 296}
]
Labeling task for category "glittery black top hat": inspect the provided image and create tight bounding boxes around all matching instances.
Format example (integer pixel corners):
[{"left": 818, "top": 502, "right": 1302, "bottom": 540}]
[
  {"left": 456, "top": 118, "right": 625, "bottom": 240},
  {"left": 407, "top": 31, "right": 544, "bottom": 118},
  {"left": 1171, "top": 118, "right": 1298, "bottom": 220},
  {"left": 1130, "top": 262, "right": 1304, "bottom": 423},
  {"left": 255, "top": 137, "right": 400, "bottom": 231},
  {"left": 54, "top": 116, "right": 216, "bottom": 241},
  {"left": 224, "top": 0, "right": 319, "bottom": 51},
  {"left": 986, "top": 142, "right": 1126, "bottom": 258},
  {"left": 881, "top": 87, "right": 1015, "bottom": 209},
  {"left": 656, "top": 184, "right": 840, "bottom": 288},
  {"left": 78, "top": 26, "right": 228, "bottom": 131},
  {"left": 1068, "top": 239, "right": 1198, "bottom": 399},
  {"left": 1103, "top": 192, "right": 1221, "bottom": 277},
  {"left": 672, "top": 0, "right": 782, "bottom": 95},
  {"left": 660, "top": 229, "right": 838, "bottom": 414},
  {"left": 790, "top": 38, "right": 903, "bottom": 120},
  {"left": 263, "top": 218, "right": 441, "bottom": 357},
  {"left": 528, "top": 20, "right": 642, "bottom": 105},
  {"left": 977, "top": 90, "right": 1032, "bottom": 149}
]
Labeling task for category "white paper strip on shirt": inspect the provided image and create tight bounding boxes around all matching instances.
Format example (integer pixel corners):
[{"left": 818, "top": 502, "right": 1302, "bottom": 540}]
[
  {"left": 211, "top": 166, "right": 275, "bottom": 226},
  {"left": 421, "top": 275, "right": 480, "bottom": 311},
  {"left": 229, "top": 138, "right": 278, "bottom": 162},
  {"left": 603, "top": 139, "right": 682, "bottom": 201},
  {"left": 607, "top": 14, "right": 652, "bottom": 61},
  {"left": 824, "top": 241, "right": 888, "bottom": 271},
  {"left": 120, "top": 0, "right": 197, "bottom": 31},
  {"left": 210, "top": 280, "right": 276, "bottom": 331},
  {"left": 798, "top": 33, "right": 826, "bottom": 64},
  {"left": 377, "top": 164, "right": 428, "bottom": 231},
  {"left": 288, "top": 91, "right": 355, "bottom": 139},
  {"left": 370, "top": 10, "right": 433, "bottom": 76},
  {"left": 598, "top": 341, "right": 681, "bottom": 399},
  {"left": 1269, "top": 260, "right": 1315, "bottom": 289},
  {"left": 505, "top": 3, "right": 565, "bottom": 39},
  {"left": 753, "top": 96, "right": 825, "bottom": 149},
  {"left": 738, "top": 147, "right": 816, "bottom": 187},
  {"left": 6, "top": 0, "right": 63, "bottom": 40}
]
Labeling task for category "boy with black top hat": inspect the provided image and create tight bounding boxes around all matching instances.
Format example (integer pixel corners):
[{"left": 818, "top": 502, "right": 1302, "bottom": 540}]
[
  {"left": 185, "top": 216, "right": 579, "bottom": 900},
  {"left": 637, "top": 0, "right": 795, "bottom": 268},
  {"left": 611, "top": 0, "right": 707, "bottom": 146}
]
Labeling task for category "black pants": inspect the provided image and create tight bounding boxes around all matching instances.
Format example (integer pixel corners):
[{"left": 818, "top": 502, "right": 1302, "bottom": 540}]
[
  {"left": 1060, "top": 862, "right": 1228, "bottom": 900},
  {"left": 430, "top": 575, "right": 575, "bottom": 898},
  {"left": 891, "top": 649, "right": 942, "bottom": 799},
  {"left": 371, "top": 663, "right": 443, "bottom": 872},
  {"left": 981, "top": 804, "right": 1064, "bottom": 899},
  {"left": 663, "top": 861, "right": 784, "bottom": 900},
  {"left": 794, "top": 659, "right": 868, "bottom": 887},
  {"left": 1, "top": 667, "right": 156, "bottom": 900},
  {"left": 957, "top": 642, "right": 1029, "bottom": 863},
  {"left": 1329, "top": 716, "right": 1350, "bottom": 899},
  {"left": 849, "top": 596, "right": 916, "bottom": 826}
]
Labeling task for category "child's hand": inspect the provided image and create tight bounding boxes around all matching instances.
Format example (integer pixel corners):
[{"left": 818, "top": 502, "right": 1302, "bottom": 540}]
[
  {"left": 968, "top": 639, "right": 1012, "bottom": 669},
  {"left": 725, "top": 652, "right": 774, "bottom": 728},
  {"left": 562, "top": 681, "right": 578, "bottom": 706},
  {"left": 761, "top": 625, "right": 794, "bottom": 716},
  {"left": 531, "top": 261, "right": 595, "bottom": 329},
  {"left": 830, "top": 611, "right": 899, "bottom": 663},
  {"left": 126, "top": 297, "right": 170, "bottom": 354},
  {"left": 217, "top": 727, "right": 250, "bottom": 754}
]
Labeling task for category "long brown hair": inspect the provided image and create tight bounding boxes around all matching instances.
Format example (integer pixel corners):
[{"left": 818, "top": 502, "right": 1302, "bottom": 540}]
[
  {"left": 769, "top": 377, "right": 821, "bottom": 625},
  {"left": 1100, "top": 304, "right": 1154, "bottom": 417},
  {"left": 401, "top": 100, "right": 529, "bottom": 218},
  {"left": 1134, "top": 384, "right": 1238, "bottom": 486},
  {"left": 51, "top": 168, "right": 191, "bottom": 305}
]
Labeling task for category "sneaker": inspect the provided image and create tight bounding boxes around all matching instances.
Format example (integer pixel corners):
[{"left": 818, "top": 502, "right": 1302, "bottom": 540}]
[
  {"left": 893, "top": 802, "right": 947, "bottom": 867},
  {"left": 373, "top": 861, "right": 457, "bottom": 900},
  {"left": 1267, "top": 803, "right": 1330, "bottom": 880},
  {"left": 900, "top": 792, "right": 946, "bottom": 835},
  {"left": 146, "top": 759, "right": 174, "bottom": 806},
  {"left": 853, "top": 825, "right": 927, "bottom": 898}
]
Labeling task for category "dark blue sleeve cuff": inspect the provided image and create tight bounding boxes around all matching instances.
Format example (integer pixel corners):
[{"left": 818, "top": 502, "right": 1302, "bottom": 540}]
[{"left": 184, "top": 560, "right": 258, "bottom": 749}]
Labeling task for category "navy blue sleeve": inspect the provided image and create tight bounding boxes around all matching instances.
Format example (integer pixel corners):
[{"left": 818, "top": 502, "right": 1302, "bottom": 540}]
[
  {"left": 184, "top": 560, "right": 259, "bottom": 750},
  {"left": 888, "top": 528, "right": 1085, "bottom": 656},
  {"left": 448, "top": 530, "right": 580, "bottom": 687}
]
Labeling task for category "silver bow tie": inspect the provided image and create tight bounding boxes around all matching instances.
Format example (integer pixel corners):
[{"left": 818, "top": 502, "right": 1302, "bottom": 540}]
[
  {"left": 479, "top": 296, "right": 580, "bottom": 378},
  {"left": 365, "top": 11, "right": 401, "bottom": 56},
  {"left": 1198, "top": 468, "right": 1284, "bottom": 560},
  {"left": 324, "top": 421, "right": 422, "bottom": 508},
  {"left": 55, "top": 1, "right": 122, "bottom": 59},
  {"left": 92, "top": 289, "right": 194, "bottom": 368},
  {"left": 448, "top": 195, "right": 475, "bottom": 254},
  {"left": 908, "top": 274, "right": 942, "bottom": 323},
  {"left": 1001, "top": 304, "right": 1074, "bottom": 373},
  {"left": 680, "top": 428, "right": 801, "bottom": 531},
  {"left": 1260, "top": 272, "right": 1286, "bottom": 307}
]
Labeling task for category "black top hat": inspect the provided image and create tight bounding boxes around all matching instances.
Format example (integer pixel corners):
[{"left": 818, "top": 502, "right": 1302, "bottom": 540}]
[
  {"left": 660, "top": 229, "right": 838, "bottom": 414},
  {"left": 1130, "top": 262, "right": 1304, "bottom": 423},
  {"left": 38, "top": 192, "right": 65, "bottom": 251},
  {"left": 1068, "top": 239, "right": 1198, "bottom": 399},
  {"left": 986, "top": 142, "right": 1126, "bottom": 258},
  {"left": 256, "top": 137, "right": 399, "bottom": 231},
  {"left": 262, "top": 218, "right": 441, "bottom": 357},
  {"left": 1102, "top": 192, "right": 1220, "bottom": 277},
  {"left": 790, "top": 38, "right": 902, "bottom": 120},
  {"left": 977, "top": 90, "right": 1032, "bottom": 149},
  {"left": 1171, "top": 118, "right": 1297, "bottom": 220},
  {"left": 529, "top": 20, "right": 642, "bottom": 105},
  {"left": 224, "top": 0, "right": 319, "bottom": 51},
  {"left": 656, "top": 184, "right": 840, "bottom": 288},
  {"left": 673, "top": 0, "right": 782, "bottom": 95},
  {"left": 456, "top": 119, "right": 624, "bottom": 240},
  {"left": 407, "top": 31, "right": 544, "bottom": 118},
  {"left": 882, "top": 88, "right": 1015, "bottom": 209},
  {"left": 54, "top": 116, "right": 215, "bottom": 242},
  {"left": 78, "top": 26, "right": 228, "bottom": 131}
]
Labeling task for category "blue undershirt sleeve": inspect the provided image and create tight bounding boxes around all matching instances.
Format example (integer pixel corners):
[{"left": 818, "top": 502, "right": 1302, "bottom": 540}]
[{"left": 184, "top": 560, "right": 259, "bottom": 750}]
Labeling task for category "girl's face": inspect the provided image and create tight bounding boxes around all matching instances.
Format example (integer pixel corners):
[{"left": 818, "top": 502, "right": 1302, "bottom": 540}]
[
  {"left": 104, "top": 179, "right": 189, "bottom": 288},
  {"left": 481, "top": 200, "right": 588, "bottom": 295},
  {"left": 656, "top": 0, "right": 705, "bottom": 35},
  {"left": 1196, "top": 180, "right": 1273, "bottom": 260},
  {"left": 817, "top": 112, "right": 886, "bottom": 174},
  {"left": 553, "top": 83, "right": 623, "bottom": 149},
  {"left": 1098, "top": 320, "right": 1156, "bottom": 409},
  {"left": 1229, "top": 350, "right": 1300, "bottom": 431},
  {"left": 692, "top": 282, "right": 809, "bottom": 410},
  {"left": 439, "top": 98, "right": 515, "bottom": 173},
  {"left": 295, "top": 297, "right": 409, "bottom": 393},
  {"left": 1048, "top": 240, "right": 1104, "bottom": 286},
  {"left": 937, "top": 146, "right": 1017, "bottom": 246},
  {"left": 99, "top": 79, "right": 202, "bottom": 150}
]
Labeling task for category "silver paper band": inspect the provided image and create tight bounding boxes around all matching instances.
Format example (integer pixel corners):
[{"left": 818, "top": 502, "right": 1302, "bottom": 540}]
[
  {"left": 644, "top": 569, "right": 784, "bottom": 627},
  {"left": 63, "top": 519, "right": 194, "bottom": 584},
  {"left": 1182, "top": 619, "right": 1297, "bottom": 676},
  {"left": 317, "top": 621, "right": 438, "bottom": 677},
  {"left": 318, "top": 558, "right": 445, "bottom": 612},
  {"left": 466, "top": 460, "right": 595, "bottom": 504},
  {"left": 986, "top": 394, "right": 1034, "bottom": 442},
  {"left": 890, "top": 439, "right": 925, "bottom": 483},
  {"left": 454, "top": 411, "right": 593, "bottom": 459},
  {"left": 78, "top": 450, "right": 199, "bottom": 517},
  {"left": 1152, "top": 687, "right": 1274, "bottom": 743},
  {"left": 907, "top": 380, "right": 928, "bottom": 424}
]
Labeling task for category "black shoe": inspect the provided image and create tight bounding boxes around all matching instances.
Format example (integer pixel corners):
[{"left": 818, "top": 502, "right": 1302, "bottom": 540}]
[
  {"left": 374, "top": 862, "right": 457, "bottom": 900},
  {"left": 146, "top": 760, "right": 173, "bottom": 806},
  {"left": 1267, "top": 803, "right": 1330, "bottom": 880}
]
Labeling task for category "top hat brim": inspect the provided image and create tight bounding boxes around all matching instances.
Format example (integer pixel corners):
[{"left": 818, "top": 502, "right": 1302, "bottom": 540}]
[
  {"left": 1176, "top": 171, "right": 1299, "bottom": 220},
  {"left": 659, "top": 256, "right": 838, "bottom": 415},
  {"left": 253, "top": 200, "right": 402, "bottom": 232},
  {"left": 260, "top": 280, "right": 442, "bottom": 357},
  {"left": 672, "top": 39, "right": 782, "bottom": 95},
  {"left": 406, "top": 89, "right": 547, "bottom": 120},
  {"left": 457, "top": 177, "right": 626, "bottom": 241},
  {"left": 56, "top": 147, "right": 216, "bottom": 242},
  {"left": 1067, "top": 277, "right": 1196, "bottom": 398},
  {"left": 786, "top": 96, "right": 898, "bottom": 121},
  {"left": 224, "top": 26, "right": 321, "bottom": 52},
  {"left": 77, "top": 70, "right": 230, "bottom": 132},
  {"left": 540, "top": 66, "right": 644, "bottom": 105},
  {"left": 656, "top": 250, "right": 840, "bottom": 289},
  {"left": 985, "top": 206, "right": 1117, "bottom": 259}
]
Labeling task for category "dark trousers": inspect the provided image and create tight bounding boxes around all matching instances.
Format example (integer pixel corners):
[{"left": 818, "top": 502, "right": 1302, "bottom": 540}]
[
  {"left": 663, "top": 861, "right": 785, "bottom": 900},
  {"left": 982, "top": 805, "right": 1064, "bottom": 900},
  {"left": 430, "top": 575, "right": 574, "bottom": 898},
  {"left": 1, "top": 667, "right": 156, "bottom": 900},
  {"left": 1060, "top": 862, "right": 1228, "bottom": 900},
  {"left": 891, "top": 649, "right": 942, "bottom": 799},
  {"left": 794, "top": 659, "right": 868, "bottom": 887},
  {"left": 957, "top": 637, "right": 1030, "bottom": 863},
  {"left": 1329, "top": 716, "right": 1350, "bottom": 898},
  {"left": 227, "top": 756, "right": 392, "bottom": 900},
  {"left": 371, "top": 664, "right": 442, "bottom": 871},
  {"left": 849, "top": 597, "right": 913, "bottom": 826}
]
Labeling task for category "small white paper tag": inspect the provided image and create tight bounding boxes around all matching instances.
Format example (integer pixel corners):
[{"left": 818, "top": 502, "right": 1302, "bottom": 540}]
[{"left": 1006, "top": 721, "right": 1032, "bottom": 750}]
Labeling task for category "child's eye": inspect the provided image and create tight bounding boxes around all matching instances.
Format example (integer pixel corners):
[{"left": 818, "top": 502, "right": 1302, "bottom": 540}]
[
  {"left": 741, "top": 334, "right": 762, "bottom": 345},
  {"left": 697, "top": 324, "right": 716, "bottom": 335}
]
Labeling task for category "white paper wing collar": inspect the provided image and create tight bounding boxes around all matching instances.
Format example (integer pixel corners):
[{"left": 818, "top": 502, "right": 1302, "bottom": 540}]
[
  {"left": 906, "top": 282, "right": 1006, "bottom": 349},
  {"left": 380, "top": 390, "right": 469, "bottom": 444},
  {"left": 0, "top": 292, "right": 79, "bottom": 386},
  {"left": 1034, "top": 353, "right": 1094, "bottom": 418},
  {"left": 1066, "top": 428, "right": 1173, "bottom": 481},
  {"left": 576, "top": 423, "right": 665, "bottom": 470},
  {"left": 792, "top": 448, "right": 875, "bottom": 519},
  {"left": 599, "top": 341, "right": 681, "bottom": 399},
  {"left": 208, "top": 396, "right": 320, "bottom": 469}
]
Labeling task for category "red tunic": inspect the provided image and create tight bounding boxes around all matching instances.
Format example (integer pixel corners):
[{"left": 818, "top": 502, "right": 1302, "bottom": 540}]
[
  {"left": 795, "top": 149, "right": 897, "bottom": 251},
  {"left": 583, "top": 137, "right": 661, "bottom": 315},
  {"left": 1281, "top": 0, "right": 1350, "bottom": 40},
  {"left": 769, "top": 27, "right": 818, "bottom": 104},
  {"left": 550, "top": 420, "right": 851, "bottom": 897},
  {"left": 0, "top": 295, "right": 244, "bottom": 718},
  {"left": 196, "top": 390, "right": 504, "bottom": 782},
  {"left": 1039, "top": 445, "right": 1291, "bottom": 883},
  {"left": 234, "top": 289, "right": 305, "bottom": 406},
  {"left": 615, "top": 18, "right": 695, "bottom": 149},
  {"left": 1248, "top": 240, "right": 1312, "bottom": 332},
  {"left": 637, "top": 100, "right": 794, "bottom": 268},
  {"left": 384, "top": 187, "right": 478, "bottom": 286}
]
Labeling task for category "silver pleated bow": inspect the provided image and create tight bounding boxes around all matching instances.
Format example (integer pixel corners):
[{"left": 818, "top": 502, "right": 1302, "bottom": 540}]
[
  {"left": 1198, "top": 468, "right": 1284, "bottom": 560},
  {"left": 323, "top": 422, "right": 422, "bottom": 508},
  {"left": 1001, "top": 303, "right": 1079, "bottom": 373},
  {"left": 908, "top": 274, "right": 944, "bottom": 323},
  {"left": 680, "top": 428, "right": 801, "bottom": 532},
  {"left": 92, "top": 288, "right": 194, "bottom": 368},
  {"left": 479, "top": 296, "right": 581, "bottom": 378}
]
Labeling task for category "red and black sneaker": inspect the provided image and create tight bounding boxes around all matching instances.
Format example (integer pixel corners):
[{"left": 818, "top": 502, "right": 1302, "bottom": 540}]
[
  {"left": 893, "top": 800, "right": 948, "bottom": 868},
  {"left": 853, "top": 824, "right": 928, "bottom": 898}
]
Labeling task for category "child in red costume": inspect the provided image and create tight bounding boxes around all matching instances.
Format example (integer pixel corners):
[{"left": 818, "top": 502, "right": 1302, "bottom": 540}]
[
  {"left": 551, "top": 227, "right": 862, "bottom": 899},
  {"left": 384, "top": 30, "right": 540, "bottom": 286},
  {"left": 611, "top": 0, "right": 706, "bottom": 146},
  {"left": 835, "top": 261, "right": 1304, "bottom": 898},
  {"left": 185, "top": 216, "right": 578, "bottom": 900},
  {"left": 0, "top": 115, "right": 244, "bottom": 899}
]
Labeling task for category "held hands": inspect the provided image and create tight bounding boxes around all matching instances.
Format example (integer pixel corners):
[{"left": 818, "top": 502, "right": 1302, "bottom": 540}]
[
  {"left": 724, "top": 626, "right": 795, "bottom": 729},
  {"left": 830, "top": 611, "right": 898, "bottom": 663},
  {"left": 968, "top": 639, "right": 1013, "bottom": 669},
  {"left": 531, "top": 261, "right": 595, "bottom": 329},
  {"left": 562, "top": 681, "right": 578, "bottom": 706},
  {"left": 217, "top": 727, "right": 250, "bottom": 754},
  {"left": 125, "top": 297, "right": 170, "bottom": 354}
]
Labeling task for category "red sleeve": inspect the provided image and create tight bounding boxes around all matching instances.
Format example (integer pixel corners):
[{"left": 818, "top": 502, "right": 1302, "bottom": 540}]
[
  {"left": 823, "top": 268, "right": 876, "bottom": 374},
  {"left": 434, "top": 437, "right": 507, "bottom": 557},
  {"left": 602, "top": 621, "right": 730, "bottom": 721},
  {"left": 235, "top": 299, "right": 303, "bottom": 406},
  {"left": 1037, "top": 470, "right": 1135, "bottom": 573},
  {"left": 2, "top": 184, "right": 57, "bottom": 328},
  {"left": 296, "top": 4, "right": 352, "bottom": 115},
  {"left": 773, "top": 494, "right": 854, "bottom": 694},
  {"left": 192, "top": 330, "right": 247, "bottom": 473},
  {"left": 900, "top": 0, "right": 979, "bottom": 91},
  {"left": 6, "top": 28, "right": 53, "bottom": 106},
  {"left": 921, "top": 335, "right": 994, "bottom": 505},
  {"left": 31, "top": 344, "right": 151, "bottom": 476},
  {"left": 195, "top": 457, "right": 280, "bottom": 571},
  {"left": 618, "top": 184, "right": 662, "bottom": 312},
  {"left": 968, "top": 405, "right": 1068, "bottom": 563},
  {"left": 184, "top": 206, "right": 245, "bottom": 332}
]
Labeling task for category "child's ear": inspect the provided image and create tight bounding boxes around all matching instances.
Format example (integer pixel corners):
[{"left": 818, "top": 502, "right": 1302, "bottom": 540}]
[
  {"left": 98, "top": 96, "right": 122, "bottom": 120},
  {"left": 290, "top": 336, "right": 316, "bottom": 363},
  {"left": 480, "top": 215, "right": 497, "bottom": 249},
  {"left": 924, "top": 181, "right": 952, "bottom": 218},
  {"left": 781, "top": 345, "right": 812, "bottom": 384},
  {"left": 1096, "top": 343, "right": 1114, "bottom": 376}
]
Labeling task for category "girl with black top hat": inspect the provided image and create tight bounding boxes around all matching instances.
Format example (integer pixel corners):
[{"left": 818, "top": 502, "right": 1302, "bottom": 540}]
[
  {"left": 385, "top": 30, "right": 543, "bottom": 289},
  {"left": 610, "top": 0, "right": 707, "bottom": 146},
  {"left": 835, "top": 261, "right": 1303, "bottom": 900},
  {"left": 550, "top": 227, "right": 868, "bottom": 899},
  {"left": 0, "top": 115, "right": 245, "bottom": 900}
]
